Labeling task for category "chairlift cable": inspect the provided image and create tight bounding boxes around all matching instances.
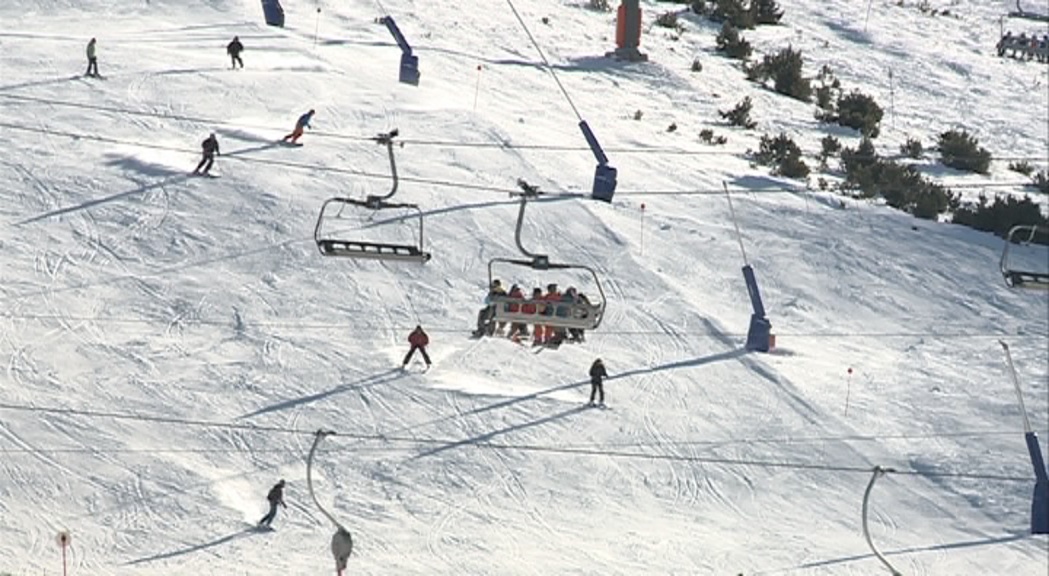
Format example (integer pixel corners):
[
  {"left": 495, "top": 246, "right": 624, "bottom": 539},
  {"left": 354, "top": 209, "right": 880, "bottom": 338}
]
[
  {"left": 0, "top": 401, "right": 1034, "bottom": 483},
  {"left": 504, "top": 0, "right": 584, "bottom": 122}
]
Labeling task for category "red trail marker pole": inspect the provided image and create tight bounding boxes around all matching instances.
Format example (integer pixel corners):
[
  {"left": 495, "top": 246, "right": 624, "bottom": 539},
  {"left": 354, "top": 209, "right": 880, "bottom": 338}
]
[{"left": 57, "top": 531, "right": 71, "bottom": 576}]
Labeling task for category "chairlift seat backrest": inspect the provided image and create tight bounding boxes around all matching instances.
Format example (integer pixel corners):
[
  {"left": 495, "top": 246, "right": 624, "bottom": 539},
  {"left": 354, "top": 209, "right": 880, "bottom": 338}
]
[
  {"left": 490, "top": 297, "right": 604, "bottom": 331},
  {"left": 1000, "top": 224, "right": 1049, "bottom": 289}
]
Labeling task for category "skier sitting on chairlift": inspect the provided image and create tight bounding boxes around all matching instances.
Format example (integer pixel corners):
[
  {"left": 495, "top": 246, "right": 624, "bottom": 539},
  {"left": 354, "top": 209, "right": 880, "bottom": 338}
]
[
  {"left": 505, "top": 284, "right": 529, "bottom": 340},
  {"left": 472, "top": 279, "right": 506, "bottom": 337}
]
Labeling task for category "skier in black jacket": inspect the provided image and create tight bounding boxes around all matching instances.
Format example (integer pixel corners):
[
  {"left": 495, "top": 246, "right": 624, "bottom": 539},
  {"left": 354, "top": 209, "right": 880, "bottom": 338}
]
[
  {"left": 227, "top": 36, "right": 244, "bottom": 69},
  {"left": 258, "top": 479, "right": 287, "bottom": 527},
  {"left": 588, "top": 358, "right": 607, "bottom": 405},
  {"left": 193, "top": 133, "right": 220, "bottom": 175}
]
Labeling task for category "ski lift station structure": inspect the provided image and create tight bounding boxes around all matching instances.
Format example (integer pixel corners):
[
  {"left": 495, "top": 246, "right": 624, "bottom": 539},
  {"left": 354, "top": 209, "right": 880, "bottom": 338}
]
[
  {"left": 999, "top": 224, "right": 1049, "bottom": 290},
  {"left": 487, "top": 180, "right": 607, "bottom": 332},
  {"left": 313, "top": 129, "right": 431, "bottom": 263}
]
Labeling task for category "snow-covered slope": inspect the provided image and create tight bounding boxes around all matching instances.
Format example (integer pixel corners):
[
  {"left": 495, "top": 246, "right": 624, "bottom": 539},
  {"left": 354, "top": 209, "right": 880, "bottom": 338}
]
[{"left": 0, "top": 0, "right": 1046, "bottom": 574}]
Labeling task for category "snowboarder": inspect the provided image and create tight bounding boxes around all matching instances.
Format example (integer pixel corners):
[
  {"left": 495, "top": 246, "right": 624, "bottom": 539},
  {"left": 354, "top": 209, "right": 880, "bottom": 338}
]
[
  {"left": 282, "top": 109, "right": 315, "bottom": 144},
  {"left": 85, "top": 38, "right": 99, "bottom": 77},
  {"left": 227, "top": 36, "right": 244, "bottom": 69},
  {"left": 588, "top": 358, "right": 607, "bottom": 405},
  {"left": 402, "top": 325, "right": 432, "bottom": 369},
  {"left": 258, "top": 479, "right": 287, "bottom": 528},
  {"left": 193, "top": 133, "right": 220, "bottom": 175}
]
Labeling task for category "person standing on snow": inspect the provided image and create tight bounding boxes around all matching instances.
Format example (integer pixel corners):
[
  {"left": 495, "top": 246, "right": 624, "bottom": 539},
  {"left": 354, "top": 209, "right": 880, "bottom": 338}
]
[
  {"left": 85, "top": 38, "right": 99, "bottom": 77},
  {"left": 402, "top": 325, "right": 432, "bottom": 369},
  {"left": 193, "top": 133, "right": 220, "bottom": 175},
  {"left": 282, "top": 109, "right": 315, "bottom": 144},
  {"left": 227, "top": 36, "right": 244, "bottom": 69},
  {"left": 258, "top": 479, "right": 287, "bottom": 528},
  {"left": 588, "top": 358, "right": 607, "bottom": 406}
]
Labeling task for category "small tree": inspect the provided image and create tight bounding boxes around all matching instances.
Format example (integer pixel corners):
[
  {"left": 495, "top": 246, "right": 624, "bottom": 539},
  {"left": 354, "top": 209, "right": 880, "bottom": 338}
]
[
  {"left": 819, "top": 135, "right": 841, "bottom": 168},
  {"left": 1032, "top": 170, "right": 1049, "bottom": 195},
  {"left": 699, "top": 129, "right": 729, "bottom": 145},
  {"left": 835, "top": 90, "right": 883, "bottom": 138},
  {"left": 586, "top": 0, "right": 611, "bottom": 11},
  {"left": 748, "top": 46, "right": 811, "bottom": 102},
  {"left": 754, "top": 132, "right": 810, "bottom": 179},
  {"left": 813, "top": 65, "right": 841, "bottom": 120},
  {"left": 900, "top": 137, "right": 923, "bottom": 159},
  {"left": 656, "top": 11, "right": 683, "bottom": 32},
  {"left": 716, "top": 21, "right": 752, "bottom": 60},
  {"left": 719, "top": 96, "right": 758, "bottom": 129},
  {"left": 840, "top": 137, "right": 879, "bottom": 191},
  {"left": 1008, "top": 160, "right": 1034, "bottom": 175},
  {"left": 708, "top": 0, "right": 755, "bottom": 29},
  {"left": 953, "top": 194, "right": 1049, "bottom": 237},
  {"left": 938, "top": 129, "right": 992, "bottom": 174},
  {"left": 750, "top": 0, "right": 784, "bottom": 24}
]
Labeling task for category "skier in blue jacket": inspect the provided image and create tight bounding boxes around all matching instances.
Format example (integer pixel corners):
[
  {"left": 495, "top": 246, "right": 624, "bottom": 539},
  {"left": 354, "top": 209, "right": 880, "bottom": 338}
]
[{"left": 282, "top": 109, "right": 315, "bottom": 144}]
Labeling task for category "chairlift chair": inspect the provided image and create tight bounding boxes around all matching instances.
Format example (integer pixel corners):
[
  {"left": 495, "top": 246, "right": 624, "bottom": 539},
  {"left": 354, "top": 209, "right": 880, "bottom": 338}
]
[
  {"left": 485, "top": 180, "right": 607, "bottom": 331},
  {"left": 313, "top": 129, "right": 431, "bottom": 263},
  {"left": 999, "top": 224, "right": 1049, "bottom": 290}
]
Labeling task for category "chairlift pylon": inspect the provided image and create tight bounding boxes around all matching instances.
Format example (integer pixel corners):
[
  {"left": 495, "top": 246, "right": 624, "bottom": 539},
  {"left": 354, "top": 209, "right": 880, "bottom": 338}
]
[
  {"left": 313, "top": 129, "right": 431, "bottom": 263},
  {"left": 486, "top": 179, "right": 606, "bottom": 331},
  {"left": 1000, "top": 224, "right": 1049, "bottom": 290}
]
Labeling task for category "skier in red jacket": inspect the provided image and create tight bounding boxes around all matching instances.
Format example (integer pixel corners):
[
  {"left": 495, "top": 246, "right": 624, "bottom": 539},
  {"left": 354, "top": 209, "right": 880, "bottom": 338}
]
[{"left": 402, "top": 325, "right": 432, "bottom": 369}]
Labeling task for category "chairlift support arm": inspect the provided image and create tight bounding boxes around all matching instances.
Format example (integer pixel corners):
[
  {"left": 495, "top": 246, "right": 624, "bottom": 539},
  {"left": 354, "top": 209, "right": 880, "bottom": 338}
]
[
  {"left": 367, "top": 129, "right": 400, "bottom": 206},
  {"left": 511, "top": 181, "right": 548, "bottom": 266}
]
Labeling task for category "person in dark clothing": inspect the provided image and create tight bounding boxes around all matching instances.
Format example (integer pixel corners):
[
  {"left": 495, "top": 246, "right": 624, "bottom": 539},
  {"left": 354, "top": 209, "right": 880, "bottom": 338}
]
[
  {"left": 85, "top": 38, "right": 99, "bottom": 77},
  {"left": 402, "top": 325, "right": 432, "bottom": 369},
  {"left": 193, "top": 133, "right": 220, "bottom": 175},
  {"left": 227, "top": 36, "right": 244, "bottom": 69},
  {"left": 258, "top": 479, "right": 287, "bottom": 527},
  {"left": 588, "top": 358, "right": 607, "bottom": 405}
]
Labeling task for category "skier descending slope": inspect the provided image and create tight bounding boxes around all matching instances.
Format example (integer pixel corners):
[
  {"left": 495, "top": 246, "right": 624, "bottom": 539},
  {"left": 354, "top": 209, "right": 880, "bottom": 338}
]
[
  {"left": 257, "top": 479, "right": 287, "bottom": 528},
  {"left": 402, "top": 325, "right": 432, "bottom": 370},
  {"left": 192, "top": 133, "right": 220, "bottom": 176},
  {"left": 588, "top": 358, "right": 607, "bottom": 407}
]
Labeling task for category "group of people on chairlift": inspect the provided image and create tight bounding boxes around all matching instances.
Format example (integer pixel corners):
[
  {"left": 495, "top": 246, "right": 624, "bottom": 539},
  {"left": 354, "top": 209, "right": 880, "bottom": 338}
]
[{"left": 473, "top": 279, "right": 594, "bottom": 346}]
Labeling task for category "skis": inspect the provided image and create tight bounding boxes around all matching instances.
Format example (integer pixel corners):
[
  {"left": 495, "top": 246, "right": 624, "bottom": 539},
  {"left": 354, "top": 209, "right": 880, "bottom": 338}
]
[
  {"left": 533, "top": 340, "right": 563, "bottom": 354},
  {"left": 401, "top": 363, "right": 430, "bottom": 373},
  {"left": 586, "top": 402, "right": 609, "bottom": 410}
]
